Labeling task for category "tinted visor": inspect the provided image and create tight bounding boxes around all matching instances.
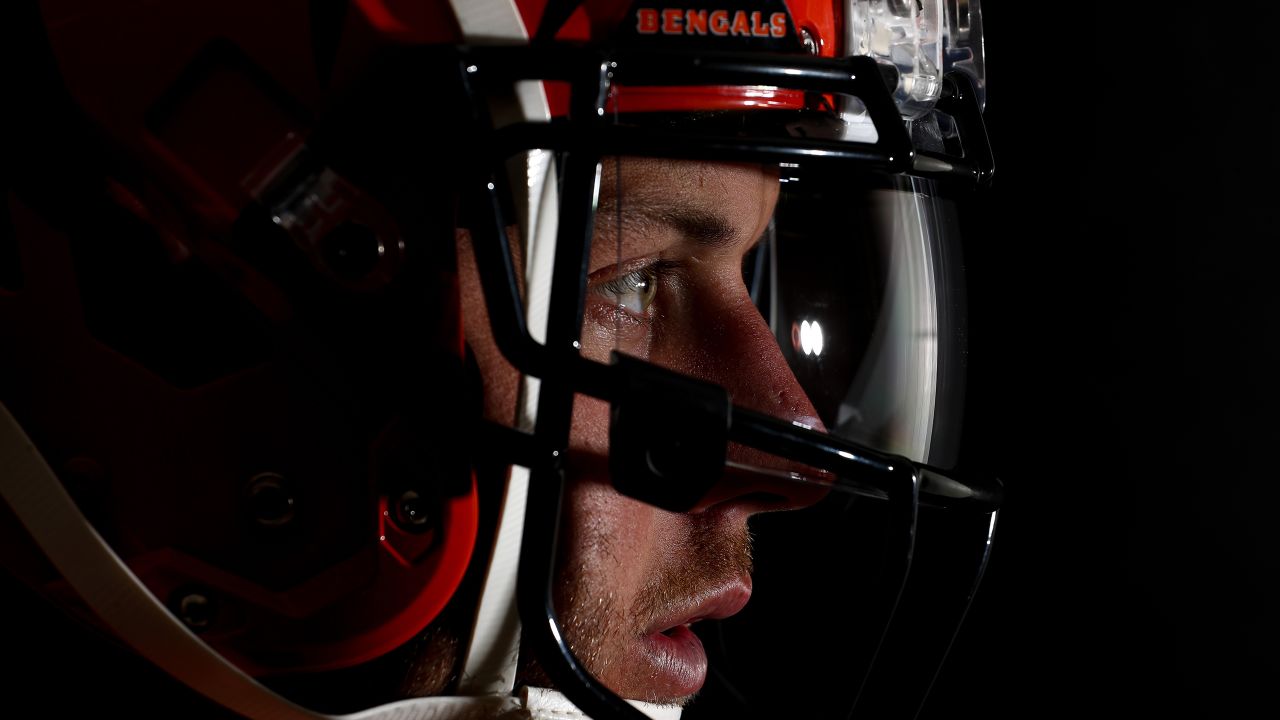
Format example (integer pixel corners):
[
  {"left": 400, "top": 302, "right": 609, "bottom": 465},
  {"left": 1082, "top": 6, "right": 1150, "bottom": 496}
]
[
  {"left": 496, "top": 147, "right": 985, "bottom": 716},
  {"left": 582, "top": 156, "right": 965, "bottom": 466},
  {"left": 580, "top": 157, "right": 982, "bottom": 717}
]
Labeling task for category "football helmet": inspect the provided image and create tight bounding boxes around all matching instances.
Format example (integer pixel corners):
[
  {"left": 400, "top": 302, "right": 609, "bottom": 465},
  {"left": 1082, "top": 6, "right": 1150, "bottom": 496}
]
[{"left": 0, "top": 1, "right": 1000, "bottom": 718}]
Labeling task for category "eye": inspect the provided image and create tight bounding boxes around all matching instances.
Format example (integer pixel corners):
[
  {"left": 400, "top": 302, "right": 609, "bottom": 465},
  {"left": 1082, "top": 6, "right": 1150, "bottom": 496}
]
[{"left": 595, "top": 264, "right": 660, "bottom": 314}]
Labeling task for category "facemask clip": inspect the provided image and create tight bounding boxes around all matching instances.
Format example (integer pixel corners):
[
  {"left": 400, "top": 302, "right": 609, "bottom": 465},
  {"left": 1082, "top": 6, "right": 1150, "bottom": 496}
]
[{"left": 608, "top": 353, "right": 730, "bottom": 512}]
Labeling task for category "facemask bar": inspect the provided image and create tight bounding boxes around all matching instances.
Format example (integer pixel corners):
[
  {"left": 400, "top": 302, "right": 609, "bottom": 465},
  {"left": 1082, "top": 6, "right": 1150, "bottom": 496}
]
[
  {"left": 452, "top": 44, "right": 1001, "bottom": 720},
  {"left": 848, "top": 506, "right": 999, "bottom": 718}
]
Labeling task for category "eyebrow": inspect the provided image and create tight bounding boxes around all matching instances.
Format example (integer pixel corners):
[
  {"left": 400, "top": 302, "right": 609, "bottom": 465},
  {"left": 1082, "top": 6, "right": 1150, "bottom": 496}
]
[{"left": 595, "top": 196, "right": 741, "bottom": 250}]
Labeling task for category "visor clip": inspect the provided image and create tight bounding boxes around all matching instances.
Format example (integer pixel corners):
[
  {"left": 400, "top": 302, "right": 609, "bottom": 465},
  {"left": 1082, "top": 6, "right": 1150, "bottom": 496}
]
[{"left": 608, "top": 353, "right": 729, "bottom": 513}]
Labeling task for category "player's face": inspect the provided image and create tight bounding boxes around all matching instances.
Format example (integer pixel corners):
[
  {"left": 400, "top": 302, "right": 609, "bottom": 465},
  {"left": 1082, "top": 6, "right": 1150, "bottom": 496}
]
[{"left": 459, "top": 157, "right": 822, "bottom": 704}]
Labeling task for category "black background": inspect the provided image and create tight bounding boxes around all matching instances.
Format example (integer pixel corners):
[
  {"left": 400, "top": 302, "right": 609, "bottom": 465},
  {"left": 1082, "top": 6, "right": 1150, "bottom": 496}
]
[{"left": 922, "top": 4, "right": 1280, "bottom": 718}]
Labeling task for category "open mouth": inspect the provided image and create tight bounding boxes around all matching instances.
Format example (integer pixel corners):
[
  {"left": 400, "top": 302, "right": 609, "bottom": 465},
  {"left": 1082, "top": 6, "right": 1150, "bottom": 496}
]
[
  {"left": 632, "top": 578, "right": 752, "bottom": 700},
  {"left": 640, "top": 622, "right": 708, "bottom": 699},
  {"left": 660, "top": 620, "right": 697, "bottom": 637}
]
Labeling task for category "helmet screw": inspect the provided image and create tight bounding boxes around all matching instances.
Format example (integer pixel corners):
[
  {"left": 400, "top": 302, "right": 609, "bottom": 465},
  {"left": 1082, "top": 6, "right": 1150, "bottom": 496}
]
[
  {"left": 321, "top": 221, "right": 384, "bottom": 280},
  {"left": 799, "top": 26, "right": 820, "bottom": 55},
  {"left": 392, "top": 489, "right": 433, "bottom": 533},
  {"left": 172, "top": 590, "right": 215, "bottom": 632},
  {"left": 247, "top": 472, "right": 295, "bottom": 528}
]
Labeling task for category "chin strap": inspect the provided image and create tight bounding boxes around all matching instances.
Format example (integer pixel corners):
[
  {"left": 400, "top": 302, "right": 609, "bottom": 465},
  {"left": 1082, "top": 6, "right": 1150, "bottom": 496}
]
[
  {"left": 520, "top": 688, "right": 681, "bottom": 720},
  {"left": 447, "top": 0, "right": 554, "bottom": 700}
]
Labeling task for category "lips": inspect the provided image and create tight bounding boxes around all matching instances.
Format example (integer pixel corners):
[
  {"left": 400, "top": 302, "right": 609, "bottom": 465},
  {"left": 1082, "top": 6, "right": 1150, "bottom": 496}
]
[{"left": 636, "top": 576, "right": 752, "bottom": 698}]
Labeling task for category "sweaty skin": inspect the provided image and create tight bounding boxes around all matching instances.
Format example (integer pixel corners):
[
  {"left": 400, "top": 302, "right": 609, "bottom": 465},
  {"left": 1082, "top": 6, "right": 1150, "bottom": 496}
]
[{"left": 448, "top": 157, "right": 822, "bottom": 705}]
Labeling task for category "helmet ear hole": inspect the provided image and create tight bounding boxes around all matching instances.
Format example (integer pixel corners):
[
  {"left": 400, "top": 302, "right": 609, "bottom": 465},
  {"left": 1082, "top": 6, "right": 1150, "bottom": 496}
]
[{"left": 320, "top": 221, "right": 386, "bottom": 282}]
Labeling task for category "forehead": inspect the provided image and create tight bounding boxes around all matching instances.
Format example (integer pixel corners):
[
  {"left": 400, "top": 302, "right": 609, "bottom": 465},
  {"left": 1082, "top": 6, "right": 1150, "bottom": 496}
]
[
  {"left": 600, "top": 157, "right": 780, "bottom": 204},
  {"left": 595, "top": 157, "right": 781, "bottom": 256}
]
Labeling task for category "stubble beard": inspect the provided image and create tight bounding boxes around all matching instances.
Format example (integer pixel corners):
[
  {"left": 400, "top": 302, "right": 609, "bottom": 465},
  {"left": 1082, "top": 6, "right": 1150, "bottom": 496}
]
[{"left": 516, "top": 511, "right": 754, "bottom": 706}]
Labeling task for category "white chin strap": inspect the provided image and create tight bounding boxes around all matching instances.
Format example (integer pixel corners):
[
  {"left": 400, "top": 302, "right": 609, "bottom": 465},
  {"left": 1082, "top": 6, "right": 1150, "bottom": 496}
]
[
  {"left": 443, "top": 3, "right": 653, "bottom": 720},
  {"left": 448, "top": 0, "right": 543, "bottom": 704},
  {"left": 520, "top": 689, "right": 681, "bottom": 720}
]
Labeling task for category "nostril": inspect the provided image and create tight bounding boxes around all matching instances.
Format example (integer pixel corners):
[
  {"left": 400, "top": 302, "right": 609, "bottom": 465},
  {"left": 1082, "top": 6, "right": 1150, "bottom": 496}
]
[
  {"left": 693, "top": 487, "right": 792, "bottom": 518},
  {"left": 740, "top": 491, "right": 790, "bottom": 509}
]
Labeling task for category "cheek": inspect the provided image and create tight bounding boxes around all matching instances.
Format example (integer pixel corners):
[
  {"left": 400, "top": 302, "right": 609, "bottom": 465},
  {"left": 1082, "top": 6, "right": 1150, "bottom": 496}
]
[
  {"left": 648, "top": 267, "right": 753, "bottom": 376},
  {"left": 568, "top": 393, "right": 610, "bottom": 456},
  {"left": 561, "top": 399, "right": 671, "bottom": 608},
  {"left": 456, "top": 230, "right": 520, "bottom": 424},
  {"left": 556, "top": 466, "right": 661, "bottom": 607}
]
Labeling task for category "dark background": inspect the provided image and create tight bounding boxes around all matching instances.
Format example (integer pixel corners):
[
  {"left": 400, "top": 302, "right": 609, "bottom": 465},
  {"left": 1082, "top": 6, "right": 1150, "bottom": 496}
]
[{"left": 923, "top": 4, "right": 1280, "bottom": 719}]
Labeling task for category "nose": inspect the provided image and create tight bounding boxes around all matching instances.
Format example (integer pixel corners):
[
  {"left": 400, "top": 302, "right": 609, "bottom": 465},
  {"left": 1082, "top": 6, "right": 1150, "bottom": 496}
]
[
  {"left": 661, "top": 289, "right": 832, "bottom": 515},
  {"left": 686, "top": 291, "right": 826, "bottom": 429}
]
